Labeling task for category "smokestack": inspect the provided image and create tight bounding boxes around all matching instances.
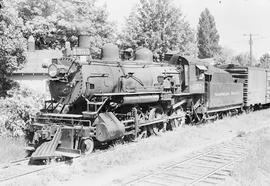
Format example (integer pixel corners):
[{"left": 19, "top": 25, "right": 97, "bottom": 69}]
[
  {"left": 28, "top": 35, "right": 35, "bottom": 52},
  {"left": 78, "top": 34, "right": 92, "bottom": 48}
]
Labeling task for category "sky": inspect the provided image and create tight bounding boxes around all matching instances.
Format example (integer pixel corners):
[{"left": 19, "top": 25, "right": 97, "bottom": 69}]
[{"left": 99, "top": 0, "right": 270, "bottom": 58}]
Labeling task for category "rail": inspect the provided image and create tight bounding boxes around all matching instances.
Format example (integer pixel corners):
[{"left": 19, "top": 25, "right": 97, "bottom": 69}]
[{"left": 124, "top": 138, "right": 248, "bottom": 186}]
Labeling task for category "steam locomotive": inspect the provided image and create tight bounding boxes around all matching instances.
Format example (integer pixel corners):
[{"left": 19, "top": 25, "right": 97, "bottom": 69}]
[{"left": 26, "top": 35, "right": 270, "bottom": 162}]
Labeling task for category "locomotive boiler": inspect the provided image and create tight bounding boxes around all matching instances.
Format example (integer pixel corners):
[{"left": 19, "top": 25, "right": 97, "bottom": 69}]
[{"left": 26, "top": 36, "right": 244, "bottom": 162}]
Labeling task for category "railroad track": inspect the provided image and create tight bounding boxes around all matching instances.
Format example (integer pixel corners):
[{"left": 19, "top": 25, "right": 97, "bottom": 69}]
[
  {"left": 0, "top": 129, "right": 256, "bottom": 185},
  {"left": 124, "top": 137, "right": 248, "bottom": 186},
  {"left": 0, "top": 147, "right": 122, "bottom": 184},
  {"left": 0, "top": 157, "right": 53, "bottom": 184}
]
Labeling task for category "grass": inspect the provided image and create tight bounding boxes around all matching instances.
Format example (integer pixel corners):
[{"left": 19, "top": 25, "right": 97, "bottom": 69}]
[
  {"left": 228, "top": 129, "right": 270, "bottom": 186},
  {"left": 3, "top": 109, "right": 270, "bottom": 185},
  {"left": 42, "top": 109, "right": 270, "bottom": 185},
  {"left": 0, "top": 136, "right": 26, "bottom": 164}
]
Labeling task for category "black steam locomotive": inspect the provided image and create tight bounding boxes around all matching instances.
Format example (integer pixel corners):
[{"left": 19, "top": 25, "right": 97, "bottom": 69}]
[{"left": 26, "top": 35, "right": 270, "bottom": 162}]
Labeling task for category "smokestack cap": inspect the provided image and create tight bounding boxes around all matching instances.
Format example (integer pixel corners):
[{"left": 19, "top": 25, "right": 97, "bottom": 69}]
[
  {"left": 101, "top": 43, "right": 120, "bottom": 61},
  {"left": 134, "top": 48, "right": 153, "bottom": 63}
]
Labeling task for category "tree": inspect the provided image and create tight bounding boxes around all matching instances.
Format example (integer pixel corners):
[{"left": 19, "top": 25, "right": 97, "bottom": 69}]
[
  {"left": 17, "top": 0, "right": 58, "bottom": 49},
  {"left": 56, "top": 0, "right": 116, "bottom": 57},
  {"left": 197, "top": 8, "right": 220, "bottom": 59},
  {"left": 0, "top": 0, "right": 26, "bottom": 96},
  {"left": 259, "top": 53, "right": 270, "bottom": 68},
  {"left": 120, "top": 0, "right": 197, "bottom": 59},
  {"left": 213, "top": 47, "right": 235, "bottom": 65},
  {"left": 232, "top": 52, "right": 256, "bottom": 66},
  {"left": 16, "top": 0, "right": 116, "bottom": 57}
]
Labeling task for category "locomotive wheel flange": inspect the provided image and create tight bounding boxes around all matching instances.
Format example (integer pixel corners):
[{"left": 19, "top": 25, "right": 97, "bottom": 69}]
[{"left": 81, "top": 138, "right": 94, "bottom": 155}]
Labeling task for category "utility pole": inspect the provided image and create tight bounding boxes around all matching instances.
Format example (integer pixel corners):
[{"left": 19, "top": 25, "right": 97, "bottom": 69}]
[
  {"left": 248, "top": 34, "right": 253, "bottom": 66},
  {"left": 244, "top": 33, "right": 257, "bottom": 66}
]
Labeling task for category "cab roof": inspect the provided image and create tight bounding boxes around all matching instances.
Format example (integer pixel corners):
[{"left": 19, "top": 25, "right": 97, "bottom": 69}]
[{"left": 167, "top": 54, "right": 212, "bottom": 67}]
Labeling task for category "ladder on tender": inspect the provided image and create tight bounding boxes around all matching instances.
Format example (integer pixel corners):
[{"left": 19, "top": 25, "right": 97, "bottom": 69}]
[{"left": 83, "top": 96, "right": 108, "bottom": 118}]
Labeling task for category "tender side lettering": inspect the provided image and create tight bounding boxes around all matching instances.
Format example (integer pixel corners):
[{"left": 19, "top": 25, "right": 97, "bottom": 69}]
[{"left": 214, "top": 91, "right": 241, "bottom": 96}]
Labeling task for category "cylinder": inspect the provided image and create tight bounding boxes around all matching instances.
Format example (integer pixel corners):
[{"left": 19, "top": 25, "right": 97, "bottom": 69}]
[
  {"left": 95, "top": 112, "right": 125, "bottom": 142},
  {"left": 96, "top": 122, "right": 125, "bottom": 142}
]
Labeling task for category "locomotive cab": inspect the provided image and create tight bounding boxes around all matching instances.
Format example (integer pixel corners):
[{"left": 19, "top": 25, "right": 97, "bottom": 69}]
[{"left": 168, "top": 54, "right": 206, "bottom": 94}]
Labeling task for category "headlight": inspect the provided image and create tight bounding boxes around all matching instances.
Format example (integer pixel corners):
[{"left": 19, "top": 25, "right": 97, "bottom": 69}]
[{"left": 48, "top": 64, "right": 58, "bottom": 77}]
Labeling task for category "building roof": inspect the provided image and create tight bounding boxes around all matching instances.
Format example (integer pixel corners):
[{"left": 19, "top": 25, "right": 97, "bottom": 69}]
[{"left": 14, "top": 49, "right": 63, "bottom": 74}]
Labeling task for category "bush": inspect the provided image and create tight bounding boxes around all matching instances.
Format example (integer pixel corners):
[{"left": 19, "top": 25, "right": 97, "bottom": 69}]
[{"left": 0, "top": 87, "right": 46, "bottom": 137}]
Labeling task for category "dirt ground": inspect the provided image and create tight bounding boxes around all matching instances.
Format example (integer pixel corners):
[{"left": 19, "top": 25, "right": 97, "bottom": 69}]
[{"left": 3, "top": 109, "right": 270, "bottom": 186}]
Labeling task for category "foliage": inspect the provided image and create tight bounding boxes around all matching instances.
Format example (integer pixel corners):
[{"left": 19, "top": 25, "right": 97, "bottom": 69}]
[
  {"left": 54, "top": 0, "right": 116, "bottom": 57},
  {"left": 120, "top": 0, "right": 197, "bottom": 59},
  {"left": 232, "top": 131, "right": 270, "bottom": 186},
  {"left": 213, "top": 47, "right": 235, "bottom": 65},
  {"left": 17, "top": 0, "right": 59, "bottom": 49},
  {"left": 258, "top": 53, "right": 270, "bottom": 68},
  {"left": 17, "top": 0, "right": 116, "bottom": 58},
  {"left": 0, "top": 0, "right": 26, "bottom": 96},
  {"left": 0, "top": 88, "right": 45, "bottom": 137},
  {"left": 232, "top": 52, "right": 256, "bottom": 66},
  {"left": 197, "top": 8, "right": 220, "bottom": 59}
]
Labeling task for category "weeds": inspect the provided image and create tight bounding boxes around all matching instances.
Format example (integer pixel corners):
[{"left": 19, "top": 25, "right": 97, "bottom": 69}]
[
  {"left": 232, "top": 130, "right": 270, "bottom": 186},
  {"left": 236, "top": 130, "right": 246, "bottom": 137},
  {"left": 0, "top": 88, "right": 45, "bottom": 163},
  {"left": 0, "top": 136, "right": 26, "bottom": 164},
  {"left": 0, "top": 87, "right": 46, "bottom": 137}
]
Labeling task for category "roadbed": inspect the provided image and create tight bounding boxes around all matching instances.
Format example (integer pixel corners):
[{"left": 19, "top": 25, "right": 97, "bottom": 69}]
[{"left": 3, "top": 109, "right": 270, "bottom": 186}]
